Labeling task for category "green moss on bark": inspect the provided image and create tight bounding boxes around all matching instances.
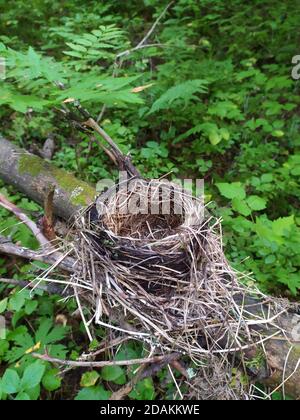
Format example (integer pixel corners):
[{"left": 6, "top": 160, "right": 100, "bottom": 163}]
[
  {"left": 18, "top": 154, "right": 95, "bottom": 206},
  {"left": 18, "top": 154, "right": 45, "bottom": 177}
]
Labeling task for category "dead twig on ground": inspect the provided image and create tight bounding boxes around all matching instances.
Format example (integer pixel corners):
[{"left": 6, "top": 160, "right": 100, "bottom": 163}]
[{"left": 32, "top": 351, "right": 180, "bottom": 368}]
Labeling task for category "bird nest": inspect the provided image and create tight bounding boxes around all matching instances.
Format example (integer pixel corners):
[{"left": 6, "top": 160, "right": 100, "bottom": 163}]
[
  {"left": 27, "top": 105, "right": 291, "bottom": 399},
  {"left": 47, "top": 178, "right": 281, "bottom": 399},
  {"left": 65, "top": 176, "right": 285, "bottom": 395}
]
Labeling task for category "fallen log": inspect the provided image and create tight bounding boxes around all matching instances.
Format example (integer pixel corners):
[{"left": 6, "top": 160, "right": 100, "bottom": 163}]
[
  {"left": 0, "top": 136, "right": 300, "bottom": 398},
  {"left": 0, "top": 135, "right": 95, "bottom": 220}
]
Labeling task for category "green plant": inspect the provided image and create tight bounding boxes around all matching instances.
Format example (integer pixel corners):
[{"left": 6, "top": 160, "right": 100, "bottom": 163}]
[{"left": 0, "top": 360, "right": 45, "bottom": 400}]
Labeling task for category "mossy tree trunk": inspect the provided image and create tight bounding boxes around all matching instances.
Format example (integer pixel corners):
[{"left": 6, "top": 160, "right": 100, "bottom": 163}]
[
  {"left": 0, "top": 136, "right": 300, "bottom": 398},
  {"left": 0, "top": 136, "right": 95, "bottom": 219}
]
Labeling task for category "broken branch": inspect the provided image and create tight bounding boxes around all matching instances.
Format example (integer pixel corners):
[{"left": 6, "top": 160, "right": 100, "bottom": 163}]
[
  {"left": 0, "top": 235, "right": 76, "bottom": 273},
  {"left": 32, "top": 352, "right": 180, "bottom": 368}
]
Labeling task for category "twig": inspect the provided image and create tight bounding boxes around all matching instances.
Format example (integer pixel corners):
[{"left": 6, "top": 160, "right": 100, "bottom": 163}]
[
  {"left": 96, "top": 2, "right": 173, "bottom": 122},
  {"left": 62, "top": 101, "right": 141, "bottom": 176},
  {"left": 75, "top": 287, "right": 93, "bottom": 342},
  {"left": 116, "top": 43, "right": 165, "bottom": 60},
  {"left": 81, "top": 336, "right": 131, "bottom": 359},
  {"left": 268, "top": 346, "right": 300, "bottom": 399},
  {"left": 168, "top": 364, "right": 183, "bottom": 400},
  {"left": 0, "top": 277, "right": 28, "bottom": 287},
  {"left": 58, "top": 336, "right": 132, "bottom": 377},
  {"left": 170, "top": 359, "right": 189, "bottom": 378},
  {"left": 109, "top": 351, "right": 180, "bottom": 400},
  {"left": 84, "top": 118, "right": 123, "bottom": 156},
  {"left": 0, "top": 277, "right": 61, "bottom": 293},
  {"left": 0, "top": 235, "right": 75, "bottom": 272},
  {"left": 83, "top": 117, "right": 141, "bottom": 177},
  {"left": 129, "top": 2, "right": 173, "bottom": 54},
  {"left": 32, "top": 351, "right": 180, "bottom": 368},
  {"left": 0, "top": 193, "right": 49, "bottom": 247},
  {"left": 88, "top": 134, "right": 118, "bottom": 166}
]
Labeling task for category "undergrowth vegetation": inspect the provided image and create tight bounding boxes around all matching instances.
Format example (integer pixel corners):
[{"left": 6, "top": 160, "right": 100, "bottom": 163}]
[{"left": 0, "top": 0, "right": 299, "bottom": 400}]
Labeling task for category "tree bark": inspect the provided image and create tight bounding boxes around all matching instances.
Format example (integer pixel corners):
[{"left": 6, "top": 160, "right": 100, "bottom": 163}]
[
  {"left": 0, "top": 135, "right": 95, "bottom": 220},
  {"left": 0, "top": 136, "right": 300, "bottom": 398}
]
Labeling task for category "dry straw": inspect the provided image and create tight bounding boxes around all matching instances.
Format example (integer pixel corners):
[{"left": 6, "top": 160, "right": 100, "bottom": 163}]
[{"left": 60, "top": 175, "right": 285, "bottom": 399}]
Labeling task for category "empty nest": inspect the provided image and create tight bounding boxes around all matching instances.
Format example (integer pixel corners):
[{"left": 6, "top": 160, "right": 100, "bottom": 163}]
[{"left": 63, "top": 176, "right": 286, "bottom": 399}]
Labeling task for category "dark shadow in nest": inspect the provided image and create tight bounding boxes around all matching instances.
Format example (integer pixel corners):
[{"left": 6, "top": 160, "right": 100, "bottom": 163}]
[{"left": 86, "top": 202, "right": 205, "bottom": 294}]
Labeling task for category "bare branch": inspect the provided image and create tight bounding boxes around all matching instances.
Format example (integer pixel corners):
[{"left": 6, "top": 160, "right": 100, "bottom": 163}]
[
  {"left": 84, "top": 118, "right": 141, "bottom": 177},
  {"left": 96, "top": 2, "right": 173, "bottom": 122},
  {"left": 123, "top": 2, "right": 174, "bottom": 57},
  {"left": 0, "top": 193, "right": 49, "bottom": 247},
  {"left": 0, "top": 235, "right": 76, "bottom": 272},
  {"left": 32, "top": 351, "right": 180, "bottom": 368}
]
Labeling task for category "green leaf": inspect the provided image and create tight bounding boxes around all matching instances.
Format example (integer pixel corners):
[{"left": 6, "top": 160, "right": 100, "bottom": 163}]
[
  {"left": 15, "top": 392, "right": 30, "bottom": 400},
  {"left": 65, "top": 42, "right": 87, "bottom": 52},
  {"left": 291, "top": 166, "right": 300, "bottom": 176},
  {"left": 27, "top": 47, "right": 41, "bottom": 78},
  {"left": 271, "top": 130, "right": 284, "bottom": 138},
  {"left": 81, "top": 34, "right": 98, "bottom": 43},
  {"left": 25, "top": 384, "right": 40, "bottom": 401},
  {"left": 75, "top": 386, "right": 111, "bottom": 400},
  {"left": 261, "top": 173, "right": 273, "bottom": 183},
  {"left": 265, "top": 255, "right": 276, "bottom": 264},
  {"left": 35, "top": 318, "right": 67, "bottom": 345},
  {"left": 149, "top": 79, "right": 208, "bottom": 113},
  {"left": 129, "top": 378, "right": 156, "bottom": 400},
  {"left": 219, "top": 128, "right": 230, "bottom": 141},
  {"left": 63, "top": 50, "right": 83, "bottom": 58},
  {"left": 246, "top": 196, "right": 267, "bottom": 211},
  {"left": 42, "top": 369, "right": 61, "bottom": 391},
  {"left": 20, "top": 361, "right": 46, "bottom": 391},
  {"left": 80, "top": 371, "right": 100, "bottom": 387},
  {"left": 0, "top": 298, "right": 7, "bottom": 314},
  {"left": 115, "top": 343, "right": 142, "bottom": 362},
  {"left": 272, "top": 216, "right": 294, "bottom": 236},
  {"left": 24, "top": 300, "right": 38, "bottom": 315},
  {"left": 0, "top": 339, "right": 9, "bottom": 357},
  {"left": 278, "top": 274, "right": 300, "bottom": 296},
  {"left": 208, "top": 100, "right": 244, "bottom": 121},
  {"left": 232, "top": 198, "right": 251, "bottom": 216},
  {"left": 1, "top": 369, "right": 20, "bottom": 394},
  {"left": 4, "top": 328, "right": 34, "bottom": 363},
  {"left": 208, "top": 130, "right": 221, "bottom": 145},
  {"left": 74, "top": 38, "right": 93, "bottom": 47},
  {"left": 216, "top": 182, "right": 246, "bottom": 200},
  {"left": 254, "top": 218, "right": 279, "bottom": 244},
  {"left": 101, "top": 365, "right": 126, "bottom": 384},
  {"left": 8, "top": 291, "right": 26, "bottom": 312}
]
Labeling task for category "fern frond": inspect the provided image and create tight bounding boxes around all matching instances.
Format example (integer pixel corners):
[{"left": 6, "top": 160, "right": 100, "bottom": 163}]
[{"left": 149, "top": 79, "right": 209, "bottom": 114}]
